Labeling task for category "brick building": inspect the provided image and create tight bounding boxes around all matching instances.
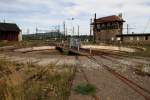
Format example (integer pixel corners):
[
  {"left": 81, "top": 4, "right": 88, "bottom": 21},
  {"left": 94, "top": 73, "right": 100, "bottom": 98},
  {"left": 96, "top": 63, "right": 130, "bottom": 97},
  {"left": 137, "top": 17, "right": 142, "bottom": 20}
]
[
  {"left": 0, "top": 22, "right": 22, "bottom": 41},
  {"left": 91, "top": 14, "right": 125, "bottom": 43}
]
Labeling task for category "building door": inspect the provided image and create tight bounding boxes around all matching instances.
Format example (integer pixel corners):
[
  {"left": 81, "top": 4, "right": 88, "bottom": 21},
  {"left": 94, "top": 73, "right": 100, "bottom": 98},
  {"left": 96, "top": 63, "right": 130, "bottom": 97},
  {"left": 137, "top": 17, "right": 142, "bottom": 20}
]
[{"left": 145, "top": 36, "right": 148, "bottom": 40}]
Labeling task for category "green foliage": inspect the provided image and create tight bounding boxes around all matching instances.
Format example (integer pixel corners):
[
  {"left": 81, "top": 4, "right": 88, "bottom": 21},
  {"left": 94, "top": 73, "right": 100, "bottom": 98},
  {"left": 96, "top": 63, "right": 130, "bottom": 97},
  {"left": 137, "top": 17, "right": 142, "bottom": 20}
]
[
  {"left": 74, "top": 83, "right": 96, "bottom": 96},
  {"left": 135, "top": 46, "right": 150, "bottom": 57},
  {"left": 63, "top": 49, "right": 69, "bottom": 55},
  {"left": 0, "top": 59, "right": 75, "bottom": 100}
]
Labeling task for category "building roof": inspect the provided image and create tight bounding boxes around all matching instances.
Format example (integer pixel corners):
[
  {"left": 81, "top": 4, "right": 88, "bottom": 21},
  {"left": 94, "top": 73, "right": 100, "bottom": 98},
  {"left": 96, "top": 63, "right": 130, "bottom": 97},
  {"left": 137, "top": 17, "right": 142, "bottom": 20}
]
[
  {"left": 0, "top": 23, "right": 21, "bottom": 32},
  {"left": 91, "top": 15, "right": 125, "bottom": 25},
  {"left": 116, "top": 33, "right": 150, "bottom": 37}
]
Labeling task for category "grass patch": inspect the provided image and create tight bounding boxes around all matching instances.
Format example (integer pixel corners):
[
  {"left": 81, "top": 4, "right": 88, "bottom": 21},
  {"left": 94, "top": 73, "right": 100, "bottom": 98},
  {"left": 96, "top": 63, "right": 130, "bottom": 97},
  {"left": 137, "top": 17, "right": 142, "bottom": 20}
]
[
  {"left": 0, "top": 59, "right": 75, "bottom": 100},
  {"left": 62, "top": 49, "right": 69, "bottom": 55},
  {"left": 133, "top": 46, "right": 150, "bottom": 57},
  {"left": 74, "top": 83, "right": 96, "bottom": 96}
]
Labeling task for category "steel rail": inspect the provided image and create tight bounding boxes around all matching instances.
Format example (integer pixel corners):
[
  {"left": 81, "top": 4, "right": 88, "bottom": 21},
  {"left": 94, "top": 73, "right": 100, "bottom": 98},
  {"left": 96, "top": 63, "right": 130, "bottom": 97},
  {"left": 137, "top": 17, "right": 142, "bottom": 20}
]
[
  {"left": 75, "top": 56, "right": 100, "bottom": 100},
  {"left": 87, "top": 56, "right": 150, "bottom": 100},
  {"left": 25, "top": 55, "right": 62, "bottom": 82}
]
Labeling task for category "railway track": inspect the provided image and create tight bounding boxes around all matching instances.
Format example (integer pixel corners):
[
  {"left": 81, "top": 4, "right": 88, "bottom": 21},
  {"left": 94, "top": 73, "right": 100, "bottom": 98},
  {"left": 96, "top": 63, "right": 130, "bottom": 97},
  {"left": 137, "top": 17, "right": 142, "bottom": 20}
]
[
  {"left": 87, "top": 55, "right": 150, "bottom": 100},
  {"left": 80, "top": 48, "right": 150, "bottom": 63},
  {"left": 56, "top": 47, "right": 150, "bottom": 99},
  {"left": 101, "top": 53, "right": 149, "bottom": 65},
  {"left": 94, "top": 49, "right": 150, "bottom": 64},
  {"left": 80, "top": 47, "right": 149, "bottom": 68},
  {"left": 75, "top": 56, "right": 100, "bottom": 100},
  {"left": 99, "top": 55, "right": 144, "bottom": 71},
  {"left": 63, "top": 47, "right": 150, "bottom": 99},
  {"left": 25, "top": 55, "right": 62, "bottom": 82},
  {"left": 95, "top": 51, "right": 150, "bottom": 77}
]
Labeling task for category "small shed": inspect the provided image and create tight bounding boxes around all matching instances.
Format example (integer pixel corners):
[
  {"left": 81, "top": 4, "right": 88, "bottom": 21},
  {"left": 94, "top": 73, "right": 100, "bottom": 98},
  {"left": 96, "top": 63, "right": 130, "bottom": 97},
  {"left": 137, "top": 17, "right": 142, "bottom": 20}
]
[{"left": 0, "top": 22, "right": 22, "bottom": 41}]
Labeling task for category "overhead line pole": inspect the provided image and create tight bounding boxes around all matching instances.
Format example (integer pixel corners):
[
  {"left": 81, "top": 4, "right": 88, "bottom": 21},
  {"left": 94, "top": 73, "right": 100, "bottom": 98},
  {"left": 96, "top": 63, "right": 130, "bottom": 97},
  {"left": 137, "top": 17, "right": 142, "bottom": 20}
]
[
  {"left": 90, "top": 18, "right": 92, "bottom": 41},
  {"left": 143, "top": 18, "right": 150, "bottom": 34},
  {"left": 73, "top": 26, "right": 75, "bottom": 37},
  {"left": 78, "top": 25, "right": 80, "bottom": 38},
  {"left": 94, "top": 13, "right": 97, "bottom": 43},
  {"left": 63, "top": 21, "right": 66, "bottom": 40},
  {"left": 127, "top": 24, "right": 129, "bottom": 34},
  {"left": 66, "top": 27, "right": 68, "bottom": 41}
]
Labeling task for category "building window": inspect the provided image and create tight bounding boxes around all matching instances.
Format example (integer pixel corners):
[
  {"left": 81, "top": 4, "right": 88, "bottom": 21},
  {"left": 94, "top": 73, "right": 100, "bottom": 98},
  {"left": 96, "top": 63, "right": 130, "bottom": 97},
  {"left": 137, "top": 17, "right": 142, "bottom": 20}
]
[
  {"left": 97, "top": 24, "right": 100, "bottom": 29},
  {"left": 107, "top": 23, "right": 111, "bottom": 29},
  {"left": 145, "top": 36, "right": 148, "bottom": 40},
  {"left": 103, "top": 24, "right": 108, "bottom": 30},
  {"left": 114, "top": 23, "right": 118, "bottom": 29}
]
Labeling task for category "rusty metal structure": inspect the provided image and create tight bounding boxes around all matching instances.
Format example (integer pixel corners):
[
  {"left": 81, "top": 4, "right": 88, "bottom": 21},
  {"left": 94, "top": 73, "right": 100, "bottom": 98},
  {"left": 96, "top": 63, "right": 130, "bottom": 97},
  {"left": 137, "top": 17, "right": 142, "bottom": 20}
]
[
  {"left": 91, "top": 13, "right": 125, "bottom": 43},
  {"left": 0, "top": 22, "right": 21, "bottom": 41}
]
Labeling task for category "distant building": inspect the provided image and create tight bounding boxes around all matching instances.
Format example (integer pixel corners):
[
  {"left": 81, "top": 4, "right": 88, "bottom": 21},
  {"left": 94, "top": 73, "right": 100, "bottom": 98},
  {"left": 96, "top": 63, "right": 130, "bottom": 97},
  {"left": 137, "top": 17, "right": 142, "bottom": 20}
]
[
  {"left": 0, "top": 22, "right": 22, "bottom": 41},
  {"left": 91, "top": 14, "right": 125, "bottom": 42},
  {"left": 116, "top": 33, "right": 150, "bottom": 42},
  {"left": 90, "top": 14, "right": 150, "bottom": 44}
]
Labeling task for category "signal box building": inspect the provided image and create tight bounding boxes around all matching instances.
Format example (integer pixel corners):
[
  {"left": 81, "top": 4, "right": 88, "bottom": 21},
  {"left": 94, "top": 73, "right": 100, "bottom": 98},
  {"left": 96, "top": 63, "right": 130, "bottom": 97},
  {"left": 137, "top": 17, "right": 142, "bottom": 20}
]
[{"left": 91, "top": 14, "right": 125, "bottom": 42}]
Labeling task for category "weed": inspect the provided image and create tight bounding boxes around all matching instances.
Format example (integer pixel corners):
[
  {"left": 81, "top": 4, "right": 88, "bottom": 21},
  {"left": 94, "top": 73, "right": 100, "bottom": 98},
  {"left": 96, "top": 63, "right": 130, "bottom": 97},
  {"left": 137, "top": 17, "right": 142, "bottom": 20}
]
[
  {"left": 74, "top": 83, "right": 96, "bottom": 96},
  {"left": 0, "top": 59, "right": 75, "bottom": 100}
]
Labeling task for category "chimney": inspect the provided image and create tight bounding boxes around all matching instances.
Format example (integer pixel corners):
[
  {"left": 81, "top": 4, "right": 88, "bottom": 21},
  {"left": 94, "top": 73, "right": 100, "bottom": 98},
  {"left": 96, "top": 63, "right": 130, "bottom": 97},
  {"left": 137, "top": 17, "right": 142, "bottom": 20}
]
[
  {"left": 118, "top": 13, "right": 122, "bottom": 18},
  {"left": 94, "top": 13, "right": 96, "bottom": 20}
]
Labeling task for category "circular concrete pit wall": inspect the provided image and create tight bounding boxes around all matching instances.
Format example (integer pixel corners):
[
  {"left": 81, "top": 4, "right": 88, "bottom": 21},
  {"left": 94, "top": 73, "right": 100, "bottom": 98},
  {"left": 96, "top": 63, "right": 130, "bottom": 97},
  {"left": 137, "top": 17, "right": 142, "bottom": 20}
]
[
  {"left": 14, "top": 46, "right": 55, "bottom": 52},
  {"left": 82, "top": 45, "right": 138, "bottom": 53}
]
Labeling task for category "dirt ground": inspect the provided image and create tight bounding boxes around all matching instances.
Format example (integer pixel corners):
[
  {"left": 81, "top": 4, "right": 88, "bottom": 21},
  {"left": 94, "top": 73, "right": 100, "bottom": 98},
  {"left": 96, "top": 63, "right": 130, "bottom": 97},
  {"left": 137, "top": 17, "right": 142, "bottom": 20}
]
[{"left": 0, "top": 46, "right": 150, "bottom": 100}]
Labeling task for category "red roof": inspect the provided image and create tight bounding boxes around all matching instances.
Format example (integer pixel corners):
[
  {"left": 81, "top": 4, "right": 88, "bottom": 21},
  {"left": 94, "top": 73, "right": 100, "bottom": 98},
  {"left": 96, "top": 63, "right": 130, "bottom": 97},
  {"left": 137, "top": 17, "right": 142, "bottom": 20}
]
[{"left": 92, "top": 15, "right": 125, "bottom": 24}]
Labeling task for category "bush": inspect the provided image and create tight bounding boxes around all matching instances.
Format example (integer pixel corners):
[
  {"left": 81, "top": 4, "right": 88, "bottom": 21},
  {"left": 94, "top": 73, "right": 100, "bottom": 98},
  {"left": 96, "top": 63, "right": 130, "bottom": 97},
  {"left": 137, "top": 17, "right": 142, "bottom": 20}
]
[{"left": 74, "top": 83, "right": 96, "bottom": 96}]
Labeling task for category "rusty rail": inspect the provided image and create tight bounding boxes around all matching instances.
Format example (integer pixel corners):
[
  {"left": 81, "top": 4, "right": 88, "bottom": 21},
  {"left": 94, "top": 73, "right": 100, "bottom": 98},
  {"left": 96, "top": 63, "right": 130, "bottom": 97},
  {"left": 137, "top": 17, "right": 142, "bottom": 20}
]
[
  {"left": 75, "top": 56, "right": 100, "bottom": 100},
  {"left": 87, "top": 56, "right": 150, "bottom": 100}
]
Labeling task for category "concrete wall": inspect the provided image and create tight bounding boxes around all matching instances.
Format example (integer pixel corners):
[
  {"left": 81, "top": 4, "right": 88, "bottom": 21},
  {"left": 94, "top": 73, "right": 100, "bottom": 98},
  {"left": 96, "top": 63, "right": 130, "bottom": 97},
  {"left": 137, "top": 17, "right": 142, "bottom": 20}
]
[{"left": 82, "top": 45, "right": 137, "bottom": 53}]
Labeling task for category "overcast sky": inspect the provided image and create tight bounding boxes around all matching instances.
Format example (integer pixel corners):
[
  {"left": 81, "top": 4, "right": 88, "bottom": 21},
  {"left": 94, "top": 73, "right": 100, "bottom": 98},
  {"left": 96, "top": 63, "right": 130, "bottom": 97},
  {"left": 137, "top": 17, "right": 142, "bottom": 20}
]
[{"left": 0, "top": 0, "right": 150, "bottom": 35}]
